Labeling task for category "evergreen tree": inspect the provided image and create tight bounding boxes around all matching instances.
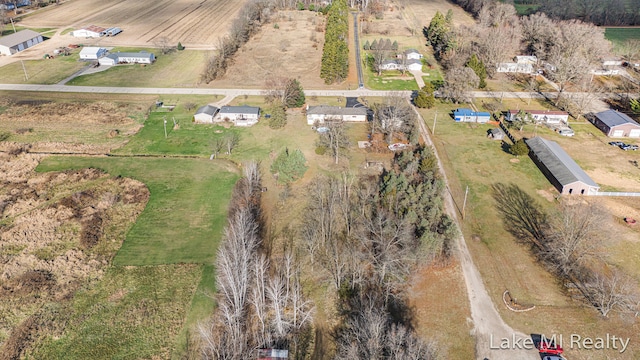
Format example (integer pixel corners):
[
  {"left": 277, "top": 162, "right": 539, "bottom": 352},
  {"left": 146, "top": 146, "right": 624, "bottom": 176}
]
[
  {"left": 426, "top": 10, "right": 454, "bottom": 60},
  {"left": 414, "top": 91, "right": 436, "bottom": 108},
  {"left": 270, "top": 148, "right": 308, "bottom": 184},
  {"left": 631, "top": 98, "right": 640, "bottom": 113},
  {"left": 269, "top": 103, "right": 287, "bottom": 129},
  {"left": 465, "top": 54, "right": 487, "bottom": 89},
  {"left": 384, "top": 38, "right": 392, "bottom": 50},
  {"left": 286, "top": 79, "right": 306, "bottom": 108},
  {"left": 392, "top": 40, "right": 398, "bottom": 51},
  {"left": 363, "top": 40, "right": 370, "bottom": 50},
  {"left": 320, "top": 0, "right": 349, "bottom": 84},
  {"left": 370, "top": 39, "right": 378, "bottom": 50},
  {"left": 510, "top": 139, "right": 529, "bottom": 157}
]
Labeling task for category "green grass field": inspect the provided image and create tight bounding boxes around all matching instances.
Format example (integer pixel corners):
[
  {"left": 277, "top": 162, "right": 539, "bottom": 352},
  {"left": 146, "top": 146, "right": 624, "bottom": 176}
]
[
  {"left": 605, "top": 27, "right": 640, "bottom": 47},
  {"left": 67, "top": 48, "right": 206, "bottom": 88},
  {"left": 365, "top": 70, "right": 419, "bottom": 90},
  {"left": 37, "top": 156, "right": 239, "bottom": 265},
  {"left": 0, "top": 52, "right": 87, "bottom": 84}
]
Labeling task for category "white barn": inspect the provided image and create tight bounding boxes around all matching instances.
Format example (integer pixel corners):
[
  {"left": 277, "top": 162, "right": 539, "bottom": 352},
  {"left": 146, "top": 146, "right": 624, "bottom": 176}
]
[
  {"left": 79, "top": 47, "right": 107, "bottom": 60},
  {"left": 194, "top": 105, "right": 219, "bottom": 123},
  {"left": 71, "top": 25, "right": 106, "bottom": 38},
  {"left": 219, "top": 106, "right": 260, "bottom": 127},
  {"left": 0, "top": 30, "right": 44, "bottom": 56}
]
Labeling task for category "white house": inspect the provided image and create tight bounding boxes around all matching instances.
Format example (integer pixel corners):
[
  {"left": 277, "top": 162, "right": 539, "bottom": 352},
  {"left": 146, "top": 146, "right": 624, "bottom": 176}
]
[
  {"left": 0, "top": 30, "right": 44, "bottom": 56},
  {"left": 514, "top": 55, "right": 537, "bottom": 65},
  {"left": 194, "top": 105, "right": 219, "bottom": 123},
  {"left": 380, "top": 59, "right": 400, "bottom": 71},
  {"left": 79, "top": 47, "right": 107, "bottom": 60},
  {"left": 98, "top": 52, "right": 155, "bottom": 65},
  {"left": 506, "top": 109, "right": 569, "bottom": 124},
  {"left": 218, "top": 106, "right": 260, "bottom": 126},
  {"left": 71, "top": 25, "right": 106, "bottom": 38},
  {"left": 404, "top": 49, "right": 423, "bottom": 60},
  {"left": 379, "top": 59, "right": 422, "bottom": 72},
  {"left": 306, "top": 105, "right": 368, "bottom": 125},
  {"left": 496, "top": 62, "right": 534, "bottom": 74},
  {"left": 405, "top": 59, "right": 422, "bottom": 71},
  {"left": 98, "top": 54, "right": 119, "bottom": 66}
]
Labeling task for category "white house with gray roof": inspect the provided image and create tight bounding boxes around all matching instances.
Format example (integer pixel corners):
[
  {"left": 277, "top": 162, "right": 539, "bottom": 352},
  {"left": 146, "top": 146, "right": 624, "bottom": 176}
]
[
  {"left": 0, "top": 29, "right": 43, "bottom": 56},
  {"left": 218, "top": 106, "right": 260, "bottom": 126},
  {"left": 525, "top": 137, "right": 599, "bottom": 196},
  {"left": 306, "top": 105, "right": 368, "bottom": 125},
  {"left": 98, "top": 52, "right": 155, "bottom": 66}
]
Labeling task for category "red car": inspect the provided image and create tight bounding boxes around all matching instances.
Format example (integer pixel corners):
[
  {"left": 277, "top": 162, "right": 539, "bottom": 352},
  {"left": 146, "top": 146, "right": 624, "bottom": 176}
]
[{"left": 538, "top": 340, "right": 564, "bottom": 355}]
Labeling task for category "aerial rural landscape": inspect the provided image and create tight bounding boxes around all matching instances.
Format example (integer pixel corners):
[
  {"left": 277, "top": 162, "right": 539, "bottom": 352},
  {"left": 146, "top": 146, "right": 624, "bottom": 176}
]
[{"left": 1, "top": 0, "right": 640, "bottom": 359}]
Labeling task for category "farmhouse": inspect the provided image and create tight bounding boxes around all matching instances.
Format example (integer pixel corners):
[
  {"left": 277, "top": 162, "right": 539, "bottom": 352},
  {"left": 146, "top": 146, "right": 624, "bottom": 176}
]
[
  {"left": 218, "top": 106, "right": 260, "bottom": 127},
  {"left": 453, "top": 108, "right": 491, "bottom": 123},
  {"left": 71, "top": 25, "right": 106, "bottom": 38},
  {"left": 306, "top": 105, "right": 368, "bottom": 125},
  {"left": 379, "top": 59, "right": 422, "bottom": 72},
  {"left": 193, "top": 105, "right": 219, "bottom": 123},
  {"left": 0, "top": 29, "right": 44, "bottom": 56},
  {"left": 525, "top": 137, "right": 599, "bottom": 196},
  {"left": 590, "top": 110, "right": 640, "bottom": 138},
  {"left": 506, "top": 109, "right": 569, "bottom": 124},
  {"left": 496, "top": 62, "right": 534, "bottom": 74},
  {"left": 98, "top": 52, "right": 155, "bottom": 65},
  {"left": 79, "top": 47, "right": 107, "bottom": 60}
]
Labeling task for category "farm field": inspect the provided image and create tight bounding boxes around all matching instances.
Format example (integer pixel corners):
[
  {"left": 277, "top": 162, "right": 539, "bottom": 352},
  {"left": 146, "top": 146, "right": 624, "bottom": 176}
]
[
  {"left": 605, "top": 27, "right": 640, "bottom": 48},
  {"left": 18, "top": 0, "right": 248, "bottom": 48},
  {"left": 417, "top": 98, "right": 640, "bottom": 359}
]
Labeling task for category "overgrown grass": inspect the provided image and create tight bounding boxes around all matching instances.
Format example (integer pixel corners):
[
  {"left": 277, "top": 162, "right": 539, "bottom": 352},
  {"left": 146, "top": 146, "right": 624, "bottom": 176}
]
[
  {"left": 37, "top": 157, "right": 239, "bottom": 265},
  {"left": 0, "top": 52, "right": 86, "bottom": 84},
  {"left": 67, "top": 48, "right": 206, "bottom": 87},
  {"left": 29, "top": 264, "right": 202, "bottom": 360}
]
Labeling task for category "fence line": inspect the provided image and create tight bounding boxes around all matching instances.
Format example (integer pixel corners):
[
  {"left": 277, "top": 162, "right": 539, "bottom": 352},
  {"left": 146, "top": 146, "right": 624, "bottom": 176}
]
[{"left": 594, "top": 192, "right": 640, "bottom": 197}]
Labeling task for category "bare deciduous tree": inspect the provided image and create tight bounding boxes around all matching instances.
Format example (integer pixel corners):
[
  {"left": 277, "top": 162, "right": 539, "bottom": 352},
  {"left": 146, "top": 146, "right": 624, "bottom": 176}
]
[
  {"left": 372, "top": 95, "right": 414, "bottom": 143},
  {"left": 225, "top": 132, "right": 240, "bottom": 154},
  {"left": 153, "top": 36, "right": 175, "bottom": 54},
  {"left": 317, "top": 121, "right": 350, "bottom": 164},
  {"left": 586, "top": 268, "right": 639, "bottom": 317},
  {"left": 441, "top": 67, "right": 480, "bottom": 103}
]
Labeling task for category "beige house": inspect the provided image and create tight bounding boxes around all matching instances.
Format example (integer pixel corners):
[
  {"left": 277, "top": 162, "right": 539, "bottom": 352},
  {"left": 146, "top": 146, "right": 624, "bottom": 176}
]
[{"left": 306, "top": 105, "right": 367, "bottom": 125}]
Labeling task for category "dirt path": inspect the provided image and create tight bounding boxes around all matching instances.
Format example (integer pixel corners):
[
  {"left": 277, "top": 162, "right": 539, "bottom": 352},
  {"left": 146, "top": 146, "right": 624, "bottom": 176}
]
[{"left": 413, "top": 106, "right": 539, "bottom": 360}]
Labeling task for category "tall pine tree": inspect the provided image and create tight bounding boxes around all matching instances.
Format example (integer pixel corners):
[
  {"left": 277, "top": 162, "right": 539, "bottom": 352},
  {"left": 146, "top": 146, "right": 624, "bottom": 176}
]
[{"left": 465, "top": 54, "right": 487, "bottom": 89}]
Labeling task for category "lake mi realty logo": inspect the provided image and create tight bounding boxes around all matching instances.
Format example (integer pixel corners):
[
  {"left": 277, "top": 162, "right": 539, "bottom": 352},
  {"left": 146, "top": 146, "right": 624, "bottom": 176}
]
[{"left": 489, "top": 333, "right": 631, "bottom": 353}]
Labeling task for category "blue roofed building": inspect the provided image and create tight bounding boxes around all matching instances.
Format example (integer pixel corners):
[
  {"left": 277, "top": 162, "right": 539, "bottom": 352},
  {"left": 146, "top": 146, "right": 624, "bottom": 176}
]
[{"left": 453, "top": 108, "right": 491, "bottom": 123}]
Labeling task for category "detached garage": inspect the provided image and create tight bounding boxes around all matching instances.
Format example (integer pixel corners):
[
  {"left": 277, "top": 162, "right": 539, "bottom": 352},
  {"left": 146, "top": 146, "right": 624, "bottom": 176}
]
[
  {"left": 79, "top": 47, "right": 107, "bottom": 60},
  {"left": 590, "top": 110, "right": 640, "bottom": 138},
  {"left": 0, "top": 30, "right": 44, "bottom": 56}
]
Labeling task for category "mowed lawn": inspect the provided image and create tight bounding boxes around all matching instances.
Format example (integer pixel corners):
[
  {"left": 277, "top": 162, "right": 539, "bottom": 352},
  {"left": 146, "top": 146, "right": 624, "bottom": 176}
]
[
  {"left": 67, "top": 48, "right": 206, "bottom": 87},
  {"left": 37, "top": 156, "right": 239, "bottom": 265},
  {"left": 0, "top": 53, "right": 87, "bottom": 84},
  {"left": 605, "top": 27, "right": 640, "bottom": 48}
]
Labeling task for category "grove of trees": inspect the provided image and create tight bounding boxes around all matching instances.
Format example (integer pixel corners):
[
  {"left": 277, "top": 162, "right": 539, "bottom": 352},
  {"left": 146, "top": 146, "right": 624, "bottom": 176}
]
[{"left": 320, "top": 0, "right": 349, "bottom": 84}]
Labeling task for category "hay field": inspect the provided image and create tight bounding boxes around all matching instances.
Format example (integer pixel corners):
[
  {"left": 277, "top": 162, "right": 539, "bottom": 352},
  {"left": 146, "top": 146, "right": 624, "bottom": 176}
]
[{"left": 19, "top": 0, "right": 248, "bottom": 48}]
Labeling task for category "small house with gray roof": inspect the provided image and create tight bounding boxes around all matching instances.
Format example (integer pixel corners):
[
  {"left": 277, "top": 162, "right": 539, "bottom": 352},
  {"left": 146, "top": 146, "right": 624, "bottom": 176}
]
[
  {"left": 525, "top": 137, "right": 599, "bottom": 195},
  {"left": 194, "top": 105, "right": 219, "bottom": 123},
  {"left": 219, "top": 105, "right": 260, "bottom": 126},
  {"left": 0, "top": 29, "right": 43, "bottom": 56},
  {"left": 306, "top": 105, "right": 368, "bottom": 125},
  {"left": 590, "top": 110, "right": 640, "bottom": 138}
]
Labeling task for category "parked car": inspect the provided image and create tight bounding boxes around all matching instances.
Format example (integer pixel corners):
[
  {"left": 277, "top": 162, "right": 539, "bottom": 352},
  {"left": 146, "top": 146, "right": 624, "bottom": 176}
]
[
  {"left": 609, "top": 141, "right": 625, "bottom": 147},
  {"left": 621, "top": 144, "right": 639, "bottom": 151},
  {"left": 539, "top": 340, "right": 564, "bottom": 355},
  {"left": 558, "top": 128, "right": 574, "bottom": 137},
  {"left": 542, "top": 356, "right": 565, "bottom": 360}
]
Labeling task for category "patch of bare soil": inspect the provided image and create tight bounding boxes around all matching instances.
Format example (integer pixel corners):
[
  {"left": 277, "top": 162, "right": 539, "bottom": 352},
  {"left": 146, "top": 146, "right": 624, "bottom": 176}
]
[{"left": 0, "top": 152, "right": 149, "bottom": 356}]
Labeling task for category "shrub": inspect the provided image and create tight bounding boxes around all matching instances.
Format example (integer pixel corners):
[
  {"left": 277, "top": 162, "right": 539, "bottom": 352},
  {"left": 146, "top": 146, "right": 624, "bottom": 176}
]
[
  {"left": 177, "top": 42, "right": 185, "bottom": 51},
  {"left": 315, "top": 146, "right": 327, "bottom": 155},
  {"left": 268, "top": 104, "right": 287, "bottom": 129},
  {"left": 510, "top": 139, "right": 529, "bottom": 157}
]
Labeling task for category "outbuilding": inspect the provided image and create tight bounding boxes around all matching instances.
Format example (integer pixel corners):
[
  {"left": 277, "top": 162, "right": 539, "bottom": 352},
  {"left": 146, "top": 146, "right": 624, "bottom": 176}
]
[
  {"left": 79, "top": 47, "right": 107, "bottom": 60},
  {"left": 0, "top": 29, "right": 44, "bottom": 56},
  {"left": 525, "top": 137, "right": 599, "bottom": 196},
  {"left": 487, "top": 128, "right": 505, "bottom": 140},
  {"left": 194, "top": 105, "right": 219, "bottom": 123},
  {"left": 98, "top": 54, "right": 118, "bottom": 66},
  {"left": 219, "top": 106, "right": 260, "bottom": 126},
  {"left": 453, "top": 108, "right": 491, "bottom": 123},
  {"left": 590, "top": 110, "right": 640, "bottom": 138},
  {"left": 71, "top": 25, "right": 106, "bottom": 38}
]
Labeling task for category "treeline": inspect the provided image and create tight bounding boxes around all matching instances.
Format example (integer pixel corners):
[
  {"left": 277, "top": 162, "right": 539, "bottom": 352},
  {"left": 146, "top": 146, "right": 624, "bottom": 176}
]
[
  {"left": 198, "top": 162, "right": 314, "bottom": 359},
  {"left": 451, "top": 0, "right": 640, "bottom": 26},
  {"left": 493, "top": 183, "right": 640, "bottom": 318},
  {"left": 302, "top": 146, "right": 457, "bottom": 357},
  {"left": 201, "top": 0, "right": 273, "bottom": 83},
  {"left": 320, "top": 0, "right": 349, "bottom": 84}
]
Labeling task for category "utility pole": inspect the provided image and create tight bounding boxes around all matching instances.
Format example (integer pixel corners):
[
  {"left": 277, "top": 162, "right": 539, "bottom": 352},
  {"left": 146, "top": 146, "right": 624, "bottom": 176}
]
[
  {"left": 163, "top": 116, "right": 167, "bottom": 138},
  {"left": 10, "top": 17, "right": 16, "bottom": 33},
  {"left": 21, "top": 60, "right": 28, "bottom": 81},
  {"left": 432, "top": 110, "right": 437, "bottom": 135},
  {"left": 462, "top": 185, "right": 469, "bottom": 219}
]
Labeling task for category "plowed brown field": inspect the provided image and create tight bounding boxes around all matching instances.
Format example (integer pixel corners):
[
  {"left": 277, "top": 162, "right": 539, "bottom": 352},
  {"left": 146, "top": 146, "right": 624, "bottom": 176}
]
[{"left": 20, "top": 0, "right": 248, "bottom": 48}]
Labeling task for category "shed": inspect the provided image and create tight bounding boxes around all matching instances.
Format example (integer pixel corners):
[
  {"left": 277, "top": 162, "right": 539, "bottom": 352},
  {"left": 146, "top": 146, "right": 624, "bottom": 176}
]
[
  {"left": 79, "top": 47, "right": 107, "bottom": 60},
  {"left": 590, "top": 110, "right": 640, "bottom": 138},
  {"left": 306, "top": 105, "right": 368, "bottom": 125},
  {"left": 453, "top": 108, "right": 491, "bottom": 123},
  {"left": 0, "top": 30, "right": 44, "bottom": 56},
  {"left": 487, "top": 128, "right": 504, "bottom": 140},
  {"left": 525, "top": 137, "right": 599, "bottom": 195},
  {"left": 194, "top": 105, "right": 219, "bottom": 123},
  {"left": 71, "top": 25, "right": 106, "bottom": 38},
  {"left": 219, "top": 105, "right": 260, "bottom": 126}
]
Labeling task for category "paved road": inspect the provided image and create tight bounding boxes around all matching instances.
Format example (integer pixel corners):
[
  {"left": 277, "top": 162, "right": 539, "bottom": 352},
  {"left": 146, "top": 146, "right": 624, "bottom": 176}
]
[
  {"left": 412, "top": 106, "right": 539, "bottom": 360},
  {"left": 351, "top": 12, "right": 365, "bottom": 89}
]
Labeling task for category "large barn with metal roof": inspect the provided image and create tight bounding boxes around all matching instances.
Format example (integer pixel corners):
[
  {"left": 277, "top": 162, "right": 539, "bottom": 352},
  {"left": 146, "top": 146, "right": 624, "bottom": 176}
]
[
  {"left": 525, "top": 137, "right": 599, "bottom": 196},
  {"left": 0, "top": 29, "right": 43, "bottom": 56}
]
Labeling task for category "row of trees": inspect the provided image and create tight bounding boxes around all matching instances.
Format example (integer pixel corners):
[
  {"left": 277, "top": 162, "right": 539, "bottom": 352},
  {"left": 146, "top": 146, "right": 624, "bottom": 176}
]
[
  {"left": 301, "top": 146, "right": 456, "bottom": 356},
  {"left": 492, "top": 183, "right": 640, "bottom": 317},
  {"left": 363, "top": 38, "right": 398, "bottom": 51},
  {"left": 320, "top": 0, "right": 349, "bottom": 84},
  {"left": 198, "top": 163, "right": 314, "bottom": 358},
  {"left": 201, "top": 0, "right": 273, "bottom": 83}
]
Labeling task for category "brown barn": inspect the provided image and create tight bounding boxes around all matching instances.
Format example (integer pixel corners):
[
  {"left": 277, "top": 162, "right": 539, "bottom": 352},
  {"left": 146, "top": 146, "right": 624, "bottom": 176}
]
[
  {"left": 590, "top": 110, "right": 640, "bottom": 138},
  {"left": 525, "top": 137, "right": 599, "bottom": 196}
]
